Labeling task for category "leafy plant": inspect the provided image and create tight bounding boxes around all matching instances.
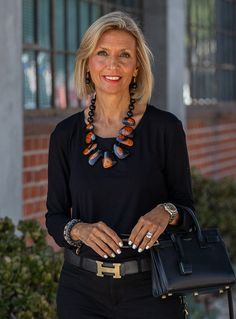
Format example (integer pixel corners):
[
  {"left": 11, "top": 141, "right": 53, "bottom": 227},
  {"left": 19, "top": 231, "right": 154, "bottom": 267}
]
[
  {"left": 191, "top": 168, "right": 236, "bottom": 262},
  {"left": 0, "top": 217, "right": 62, "bottom": 319}
]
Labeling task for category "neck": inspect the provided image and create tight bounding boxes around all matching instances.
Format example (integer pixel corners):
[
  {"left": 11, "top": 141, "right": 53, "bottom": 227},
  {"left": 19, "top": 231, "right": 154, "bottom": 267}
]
[{"left": 94, "top": 92, "right": 130, "bottom": 126}]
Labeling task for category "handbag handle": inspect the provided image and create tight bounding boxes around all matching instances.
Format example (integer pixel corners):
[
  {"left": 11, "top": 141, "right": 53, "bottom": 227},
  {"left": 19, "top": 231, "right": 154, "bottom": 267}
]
[{"left": 175, "top": 205, "right": 205, "bottom": 244}]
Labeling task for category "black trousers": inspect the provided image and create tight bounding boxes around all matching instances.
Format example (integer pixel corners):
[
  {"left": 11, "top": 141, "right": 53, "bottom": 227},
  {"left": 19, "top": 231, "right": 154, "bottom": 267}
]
[{"left": 57, "top": 261, "right": 185, "bottom": 319}]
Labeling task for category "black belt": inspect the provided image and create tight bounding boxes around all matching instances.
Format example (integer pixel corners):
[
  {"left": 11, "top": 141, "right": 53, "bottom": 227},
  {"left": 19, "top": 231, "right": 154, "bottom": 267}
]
[{"left": 64, "top": 249, "right": 151, "bottom": 279}]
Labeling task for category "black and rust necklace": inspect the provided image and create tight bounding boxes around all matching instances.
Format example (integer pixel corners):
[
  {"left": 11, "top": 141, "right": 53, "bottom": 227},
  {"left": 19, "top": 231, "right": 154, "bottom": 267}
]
[{"left": 82, "top": 95, "right": 136, "bottom": 168}]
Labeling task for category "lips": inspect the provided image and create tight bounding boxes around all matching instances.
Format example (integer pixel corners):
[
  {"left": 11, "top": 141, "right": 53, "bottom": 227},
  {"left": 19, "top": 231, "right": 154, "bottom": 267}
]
[{"left": 104, "top": 76, "right": 121, "bottom": 81}]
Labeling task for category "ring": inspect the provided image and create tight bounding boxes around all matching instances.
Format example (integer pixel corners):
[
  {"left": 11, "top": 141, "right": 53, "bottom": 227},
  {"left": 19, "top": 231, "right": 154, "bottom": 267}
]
[{"left": 146, "top": 231, "right": 153, "bottom": 239}]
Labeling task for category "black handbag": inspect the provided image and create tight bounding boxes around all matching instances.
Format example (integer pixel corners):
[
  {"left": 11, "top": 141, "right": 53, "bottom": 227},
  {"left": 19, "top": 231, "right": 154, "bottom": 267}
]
[{"left": 150, "top": 206, "right": 236, "bottom": 318}]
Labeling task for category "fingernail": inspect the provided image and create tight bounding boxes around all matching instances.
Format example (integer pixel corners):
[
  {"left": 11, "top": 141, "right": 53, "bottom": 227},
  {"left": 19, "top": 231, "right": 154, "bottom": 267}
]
[
  {"left": 138, "top": 248, "right": 143, "bottom": 253},
  {"left": 128, "top": 240, "right": 132, "bottom": 246},
  {"left": 117, "top": 249, "right": 121, "bottom": 254},
  {"left": 145, "top": 246, "right": 150, "bottom": 250},
  {"left": 119, "top": 242, "right": 123, "bottom": 247},
  {"left": 104, "top": 254, "right": 108, "bottom": 258},
  {"left": 111, "top": 253, "right": 116, "bottom": 258},
  {"left": 132, "top": 244, "right": 137, "bottom": 249}
]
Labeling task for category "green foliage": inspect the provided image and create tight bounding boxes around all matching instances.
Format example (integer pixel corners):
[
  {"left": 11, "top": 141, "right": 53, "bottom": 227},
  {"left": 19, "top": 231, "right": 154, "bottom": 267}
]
[
  {"left": 191, "top": 169, "right": 236, "bottom": 262},
  {"left": 0, "top": 170, "right": 235, "bottom": 317},
  {"left": 0, "top": 217, "right": 62, "bottom": 319}
]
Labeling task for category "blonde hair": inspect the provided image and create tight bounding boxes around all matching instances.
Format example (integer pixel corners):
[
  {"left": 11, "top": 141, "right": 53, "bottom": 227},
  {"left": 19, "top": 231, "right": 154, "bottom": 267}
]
[{"left": 74, "top": 11, "right": 154, "bottom": 103}]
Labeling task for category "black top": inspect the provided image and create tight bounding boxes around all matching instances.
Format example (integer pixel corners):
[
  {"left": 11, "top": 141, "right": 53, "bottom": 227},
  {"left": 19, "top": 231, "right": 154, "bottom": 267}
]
[{"left": 45, "top": 104, "right": 194, "bottom": 261}]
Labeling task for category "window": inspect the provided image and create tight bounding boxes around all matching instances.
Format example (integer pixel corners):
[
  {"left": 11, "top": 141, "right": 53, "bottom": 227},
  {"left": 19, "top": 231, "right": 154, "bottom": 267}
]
[
  {"left": 185, "top": 0, "right": 236, "bottom": 105},
  {"left": 22, "top": 0, "right": 143, "bottom": 110}
]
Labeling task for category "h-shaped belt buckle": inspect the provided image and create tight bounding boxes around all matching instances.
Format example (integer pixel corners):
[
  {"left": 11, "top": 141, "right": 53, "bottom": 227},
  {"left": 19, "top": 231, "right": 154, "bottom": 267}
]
[{"left": 96, "top": 261, "right": 122, "bottom": 279}]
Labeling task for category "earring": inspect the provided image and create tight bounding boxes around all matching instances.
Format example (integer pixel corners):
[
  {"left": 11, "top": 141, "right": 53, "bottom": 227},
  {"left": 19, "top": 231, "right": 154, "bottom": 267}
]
[
  {"left": 85, "top": 72, "right": 90, "bottom": 84},
  {"left": 130, "top": 76, "right": 137, "bottom": 91}
]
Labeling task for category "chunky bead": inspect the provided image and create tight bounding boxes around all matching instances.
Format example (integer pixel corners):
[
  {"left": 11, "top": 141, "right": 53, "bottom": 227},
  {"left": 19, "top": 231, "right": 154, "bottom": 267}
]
[
  {"left": 119, "top": 126, "right": 134, "bottom": 137},
  {"left": 85, "top": 131, "right": 96, "bottom": 144},
  {"left": 102, "top": 151, "right": 117, "bottom": 168},
  {"left": 86, "top": 123, "right": 94, "bottom": 131},
  {"left": 88, "top": 150, "right": 102, "bottom": 166},
  {"left": 82, "top": 143, "right": 97, "bottom": 155},
  {"left": 116, "top": 135, "right": 134, "bottom": 147},
  {"left": 113, "top": 144, "right": 129, "bottom": 159},
  {"left": 123, "top": 117, "right": 136, "bottom": 126},
  {"left": 127, "top": 111, "right": 133, "bottom": 117}
]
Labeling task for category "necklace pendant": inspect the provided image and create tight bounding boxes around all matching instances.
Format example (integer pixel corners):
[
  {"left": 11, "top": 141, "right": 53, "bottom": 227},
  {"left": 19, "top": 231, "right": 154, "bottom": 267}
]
[
  {"left": 102, "top": 151, "right": 117, "bottom": 169},
  {"left": 123, "top": 117, "right": 136, "bottom": 126},
  {"left": 119, "top": 126, "right": 134, "bottom": 137},
  {"left": 116, "top": 135, "right": 134, "bottom": 147},
  {"left": 86, "top": 131, "right": 96, "bottom": 144},
  {"left": 88, "top": 150, "right": 102, "bottom": 166},
  {"left": 82, "top": 143, "right": 98, "bottom": 155},
  {"left": 113, "top": 144, "right": 130, "bottom": 159}
]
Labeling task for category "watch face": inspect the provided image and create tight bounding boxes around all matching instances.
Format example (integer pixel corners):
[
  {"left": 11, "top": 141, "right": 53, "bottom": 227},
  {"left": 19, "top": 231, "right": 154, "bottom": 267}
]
[{"left": 165, "top": 203, "right": 177, "bottom": 213}]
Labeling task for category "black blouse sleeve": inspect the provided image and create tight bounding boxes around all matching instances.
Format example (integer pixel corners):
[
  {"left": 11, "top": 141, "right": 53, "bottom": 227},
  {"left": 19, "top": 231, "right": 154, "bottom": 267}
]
[
  {"left": 164, "top": 117, "right": 195, "bottom": 231},
  {"left": 45, "top": 125, "right": 73, "bottom": 248}
]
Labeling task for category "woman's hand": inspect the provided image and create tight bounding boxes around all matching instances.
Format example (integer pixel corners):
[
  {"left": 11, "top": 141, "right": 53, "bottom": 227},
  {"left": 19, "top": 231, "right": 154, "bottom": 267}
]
[
  {"left": 70, "top": 221, "right": 123, "bottom": 259},
  {"left": 128, "top": 205, "right": 178, "bottom": 252}
]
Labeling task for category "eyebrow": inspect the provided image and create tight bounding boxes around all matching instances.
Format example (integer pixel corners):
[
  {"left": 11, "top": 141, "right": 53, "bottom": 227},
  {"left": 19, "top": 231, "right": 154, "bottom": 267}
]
[{"left": 97, "top": 47, "right": 132, "bottom": 52}]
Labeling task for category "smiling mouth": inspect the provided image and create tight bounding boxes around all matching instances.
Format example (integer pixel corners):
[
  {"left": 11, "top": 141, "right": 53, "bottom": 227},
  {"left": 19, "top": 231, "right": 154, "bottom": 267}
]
[{"left": 104, "top": 76, "right": 121, "bottom": 81}]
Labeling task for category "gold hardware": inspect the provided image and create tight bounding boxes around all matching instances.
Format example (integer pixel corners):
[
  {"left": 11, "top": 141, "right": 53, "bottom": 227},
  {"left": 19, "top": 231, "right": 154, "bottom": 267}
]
[
  {"left": 225, "top": 286, "right": 230, "bottom": 289},
  {"left": 96, "top": 261, "right": 121, "bottom": 279},
  {"left": 219, "top": 289, "right": 224, "bottom": 294},
  {"left": 161, "top": 295, "right": 167, "bottom": 299},
  {"left": 193, "top": 292, "right": 199, "bottom": 296},
  {"left": 168, "top": 293, "right": 173, "bottom": 296}
]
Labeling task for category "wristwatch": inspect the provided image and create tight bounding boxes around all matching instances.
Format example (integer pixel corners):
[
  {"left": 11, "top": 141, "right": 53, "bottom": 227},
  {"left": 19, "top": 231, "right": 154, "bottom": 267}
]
[{"left": 158, "top": 203, "right": 178, "bottom": 224}]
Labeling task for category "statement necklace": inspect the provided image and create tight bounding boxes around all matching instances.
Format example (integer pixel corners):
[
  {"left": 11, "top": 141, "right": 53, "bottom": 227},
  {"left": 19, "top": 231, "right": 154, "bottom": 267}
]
[{"left": 82, "top": 95, "right": 136, "bottom": 169}]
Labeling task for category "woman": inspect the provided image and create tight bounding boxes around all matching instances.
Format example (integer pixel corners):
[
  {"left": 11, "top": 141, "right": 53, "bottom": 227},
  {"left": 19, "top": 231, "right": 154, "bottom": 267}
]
[{"left": 46, "top": 11, "right": 194, "bottom": 319}]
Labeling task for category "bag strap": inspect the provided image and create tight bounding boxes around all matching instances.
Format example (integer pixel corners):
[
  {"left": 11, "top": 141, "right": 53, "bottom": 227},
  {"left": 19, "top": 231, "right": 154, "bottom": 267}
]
[
  {"left": 175, "top": 204, "right": 204, "bottom": 243},
  {"left": 227, "top": 288, "right": 234, "bottom": 319}
]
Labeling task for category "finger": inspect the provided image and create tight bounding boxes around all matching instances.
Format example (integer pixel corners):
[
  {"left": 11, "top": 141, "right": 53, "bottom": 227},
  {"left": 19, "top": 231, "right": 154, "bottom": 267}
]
[
  {"left": 88, "top": 240, "right": 111, "bottom": 259},
  {"left": 135, "top": 225, "right": 157, "bottom": 252},
  {"left": 144, "top": 229, "right": 161, "bottom": 250},
  {"left": 95, "top": 228, "right": 122, "bottom": 256},
  {"left": 88, "top": 234, "right": 115, "bottom": 258},
  {"left": 136, "top": 227, "right": 159, "bottom": 252},
  {"left": 128, "top": 216, "right": 145, "bottom": 245},
  {"left": 97, "top": 222, "right": 123, "bottom": 248}
]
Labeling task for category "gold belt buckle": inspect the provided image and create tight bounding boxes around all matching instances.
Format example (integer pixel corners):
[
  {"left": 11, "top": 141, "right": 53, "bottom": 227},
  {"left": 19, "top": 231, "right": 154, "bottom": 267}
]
[{"left": 96, "top": 261, "right": 122, "bottom": 279}]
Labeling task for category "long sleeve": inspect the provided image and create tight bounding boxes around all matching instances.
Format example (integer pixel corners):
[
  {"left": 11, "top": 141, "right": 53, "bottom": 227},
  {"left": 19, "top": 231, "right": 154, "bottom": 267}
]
[
  {"left": 164, "top": 117, "right": 195, "bottom": 231},
  {"left": 45, "top": 125, "right": 73, "bottom": 248}
]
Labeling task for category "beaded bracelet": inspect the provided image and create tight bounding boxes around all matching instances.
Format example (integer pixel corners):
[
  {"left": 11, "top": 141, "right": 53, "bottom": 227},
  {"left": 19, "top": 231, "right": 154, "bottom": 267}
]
[{"left": 63, "top": 219, "right": 83, "bottom": 250}]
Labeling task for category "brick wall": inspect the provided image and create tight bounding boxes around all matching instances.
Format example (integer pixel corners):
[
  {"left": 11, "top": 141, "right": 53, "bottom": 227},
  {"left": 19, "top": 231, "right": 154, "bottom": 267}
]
[
  {"left": 187, "top": 103, "right": 236, "bottom": 180},
  {"left": 23, "top": 104, "right": 236, "bottom": 224},
  {"left": 23, "top": 110, "right": 77, "bottom": 229}
]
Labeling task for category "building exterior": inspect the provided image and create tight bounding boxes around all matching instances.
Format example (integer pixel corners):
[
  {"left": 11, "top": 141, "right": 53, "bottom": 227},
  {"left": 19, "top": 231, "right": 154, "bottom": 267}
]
[{"left": 0, "top": 0, "right": 235, "bottom": 226}]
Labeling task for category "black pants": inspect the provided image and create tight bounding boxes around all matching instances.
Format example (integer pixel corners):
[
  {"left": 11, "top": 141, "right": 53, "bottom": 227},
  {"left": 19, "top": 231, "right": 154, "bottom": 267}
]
[{"left": 57, "top": 261, "right": 185, "bottom": 319}]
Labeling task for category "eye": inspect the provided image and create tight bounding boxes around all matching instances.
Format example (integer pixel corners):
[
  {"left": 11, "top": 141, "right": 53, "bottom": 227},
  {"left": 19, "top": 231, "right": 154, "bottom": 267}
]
[
  {"left": 120, "top": 52, "right": 130, "bottom": 58},
  {"left": 97, "top": 50, "right": 108, "bottom": 56}
]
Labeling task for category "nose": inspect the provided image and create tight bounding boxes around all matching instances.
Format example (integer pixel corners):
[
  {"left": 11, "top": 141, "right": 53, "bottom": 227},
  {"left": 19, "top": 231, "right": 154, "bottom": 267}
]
[{"left": 108, "top": 56, "right": 119, "bottom": 70}]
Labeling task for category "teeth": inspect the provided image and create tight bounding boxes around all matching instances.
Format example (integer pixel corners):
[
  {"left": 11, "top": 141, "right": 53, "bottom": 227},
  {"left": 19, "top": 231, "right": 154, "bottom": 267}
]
[{"left": 105, "top": 76, "right": 120, "bottom": 80}]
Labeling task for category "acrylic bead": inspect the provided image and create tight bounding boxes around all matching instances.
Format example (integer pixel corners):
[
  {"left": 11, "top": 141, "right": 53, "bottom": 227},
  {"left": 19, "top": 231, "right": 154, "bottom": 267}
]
[
  {"left": 123, "top": 117, "right": 136, "bottom": 126},
  {"left": 116, "top": 135, "right": 134, "bottom": 147},
  {"left": 85, "top": 131, "right": 96, "bottom": 144},
  {"left": 119, "top": 126, "right": 134, "bottom": 136},
  {"left": 82, "top": 143, "right": 97, "bottom": 155},
  {"left": 113, "top": 144, "right": 129, "bottom": 159},
  {"left": 86, "top": 123, "right": 94, "bottom": 131},
  {"left": 88, "top": 150, "right": 102, "bottom": 166},
  {"left": 102, "top": 151, "right": 117, "bottom": 168}
]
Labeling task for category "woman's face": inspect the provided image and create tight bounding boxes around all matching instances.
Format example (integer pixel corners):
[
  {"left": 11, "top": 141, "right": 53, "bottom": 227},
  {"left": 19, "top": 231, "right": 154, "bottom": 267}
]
[{"left": 88, "top": 30, "right": 138, "bottom": 97}]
